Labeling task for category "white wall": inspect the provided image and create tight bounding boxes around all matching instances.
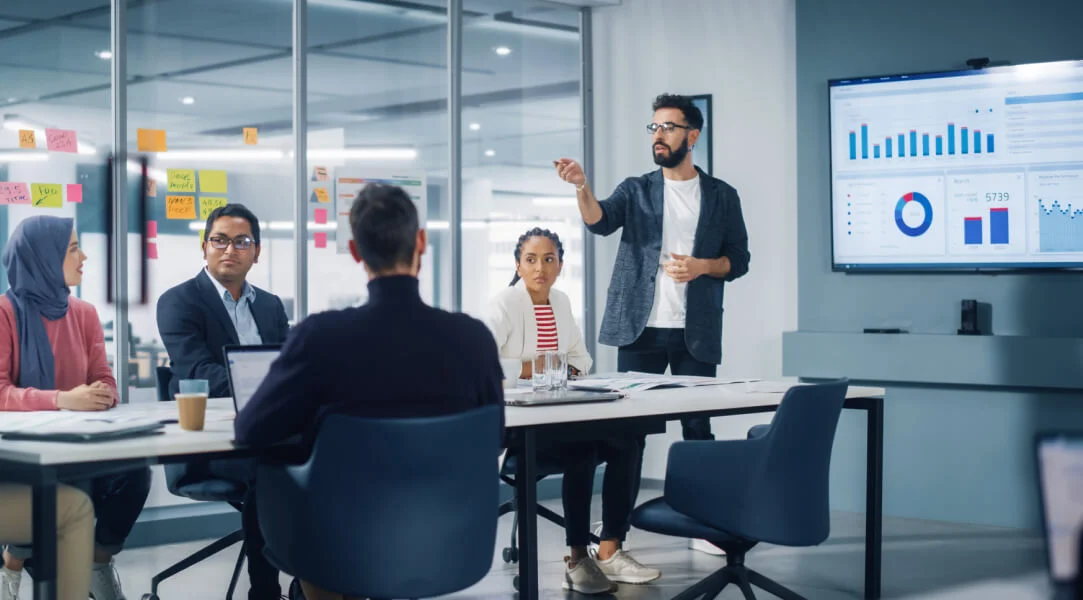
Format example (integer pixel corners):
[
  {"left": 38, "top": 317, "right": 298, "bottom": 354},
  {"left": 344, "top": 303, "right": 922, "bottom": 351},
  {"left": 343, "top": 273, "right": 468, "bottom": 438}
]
[{"left": 590, "top": 0, "right": 798, "bottom": 479}]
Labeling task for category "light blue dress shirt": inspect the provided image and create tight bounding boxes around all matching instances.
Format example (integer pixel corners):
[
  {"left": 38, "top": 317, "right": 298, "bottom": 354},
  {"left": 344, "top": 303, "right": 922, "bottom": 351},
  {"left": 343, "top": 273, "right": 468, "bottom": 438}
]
[{"left": 205, "top": 268, "right": 263, "bottom": 345}]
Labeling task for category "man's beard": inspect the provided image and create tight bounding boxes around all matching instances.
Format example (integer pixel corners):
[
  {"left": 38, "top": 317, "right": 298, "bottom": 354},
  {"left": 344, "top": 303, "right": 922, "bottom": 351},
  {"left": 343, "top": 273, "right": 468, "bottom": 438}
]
[{"left": 652, "top": 136, "right": 690, "bottom": 168}]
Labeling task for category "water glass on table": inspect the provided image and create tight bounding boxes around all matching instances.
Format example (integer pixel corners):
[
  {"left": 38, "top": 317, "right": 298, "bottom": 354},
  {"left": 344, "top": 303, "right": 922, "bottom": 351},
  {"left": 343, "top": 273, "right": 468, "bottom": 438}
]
[
  {"left": 175, "top": 379, "right": 209, "bottom": 431},
  {"left": 546, "top": 351, "right": 569, "bottom": 391},
  {"left": 532, "top": 356, "right": 550, "bottom": 391}
]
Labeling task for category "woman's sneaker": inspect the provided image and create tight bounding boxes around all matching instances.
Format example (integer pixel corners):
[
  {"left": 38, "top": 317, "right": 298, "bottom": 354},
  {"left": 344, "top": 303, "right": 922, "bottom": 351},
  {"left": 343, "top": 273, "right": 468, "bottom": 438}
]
[
  {"left": 562, "top": 556, "right": 617, "bottom": 595},
  {"left": 595, "top": 549, "right": 661, "bottom": 584}
]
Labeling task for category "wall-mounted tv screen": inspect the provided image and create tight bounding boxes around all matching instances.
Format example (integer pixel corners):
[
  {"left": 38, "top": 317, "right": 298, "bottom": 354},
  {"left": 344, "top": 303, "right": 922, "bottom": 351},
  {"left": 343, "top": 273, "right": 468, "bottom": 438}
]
[{"left": 829, "top": 59, "right": 1083, "bottom": 271}]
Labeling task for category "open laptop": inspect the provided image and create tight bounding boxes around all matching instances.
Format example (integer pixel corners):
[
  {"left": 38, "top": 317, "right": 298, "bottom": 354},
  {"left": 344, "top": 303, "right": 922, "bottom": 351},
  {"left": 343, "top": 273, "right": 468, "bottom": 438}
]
[
  {"left": 504, "top": 388, "right": 621, "bottom": 407},
  {"left": 1036, "top": 433, "right": 1083, "bottom": 599},
  {"left": 223, "top": 344, "right": 282, "bottom": 413}
]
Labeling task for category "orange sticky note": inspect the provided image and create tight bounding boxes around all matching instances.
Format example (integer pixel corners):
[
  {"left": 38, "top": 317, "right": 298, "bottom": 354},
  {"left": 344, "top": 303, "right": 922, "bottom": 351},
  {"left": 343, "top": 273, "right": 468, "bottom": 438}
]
[
  {"left": 137, "top": 128, "right": 168, "bottom": 152},
  {"left": 147, "top": 220, "right": 158, "bottom": 238},
  {"left": 314, "top": 187, "right": 330, "bottom": 203},
  {"left": 146, "top": 178, "right": 157, "bottom": 198},
  {"left": 18, "top": 130, "right": 36, "bottom": 149},
  {"left": 147, "top": 242, "right": 159, "bottom": 260},
  {"left": 314, "top": 232, "right": 327, "bottom": 248},
  {"left": 243, "top": 128, "right": 258, "bottom": 145},
  {"left": 166, "top": 195, "right": 196, "bottom": 220},
  {"left": 45, "top": 129, "right": 77, "bottom": 153},
  {"left": 314, "top": 208, "right": 328, "bottom": 224},
  {"left": 66, "top": 184, "right": 83, "bottom": 203}
]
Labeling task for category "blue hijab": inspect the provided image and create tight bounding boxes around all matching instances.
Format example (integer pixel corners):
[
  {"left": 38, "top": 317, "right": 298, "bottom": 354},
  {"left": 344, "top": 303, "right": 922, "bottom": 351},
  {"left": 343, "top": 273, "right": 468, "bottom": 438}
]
[{"left": 2, "top": 216, "right": 74, "bottom": 390}]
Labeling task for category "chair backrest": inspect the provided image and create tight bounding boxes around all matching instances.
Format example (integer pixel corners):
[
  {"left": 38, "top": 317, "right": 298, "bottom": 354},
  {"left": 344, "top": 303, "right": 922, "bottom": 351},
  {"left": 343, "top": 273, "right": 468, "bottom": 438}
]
[
  {"left": 257, "top": 404, "right": 502, "bottom": 599},
  {"left": 733, "top": 379, "right": 849, "bottom": 546}
]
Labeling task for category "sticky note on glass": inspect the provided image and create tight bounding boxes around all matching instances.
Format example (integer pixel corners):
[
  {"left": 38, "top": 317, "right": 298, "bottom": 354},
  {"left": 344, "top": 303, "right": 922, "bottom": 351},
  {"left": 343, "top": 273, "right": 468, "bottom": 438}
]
[
  {"left": 167, "top": 169, "right": 196, "bottom": 192},
  {"left": 146, "top": 178, "right": 157, "bottom": 198},
  {"left": 314, "top": 208, "right": 328, "bottom": 224},
  {"left": 166, "top": 195, "right": 197, "bottom": 220},
  {"left": 147, "top": 220, "right": 158, "bottom": 238},
  {"left": 66, "top": 184, "right": 83, "bottom": 203},
  {"left": 147, "top": 242, "right": 159, "bottom": 260},
  {"left": 31, "top": 184, "right": 63, "bottom": 208},
  {"left": 199, "top": 197, "right": 228, "bottom": 220},
  {"left": 198, "top": 170, "right": 228, "bottom": 194},
  {"left": 314, "top": 187, "right": 330, "bottom": 203},
  {"left": 18, "top": 130, "right": 36, "bottom": 148},
  {"left": 0, "top": 182, "right": 31, "bottom": 205},
  {"left": 313, "top": 166, "right": 328, "bottom": 181},
  {"left": 314, "top": 232, "right": 328, "bottom": 248},
  {"left": 45, "top": 129, "right": 77, "bottom": 153},
  {"left": 244, "top": 128, "right": 258, "bottom": 145},
  {"left": 137, "top": 128, "right": 168, "bottom": 152}
]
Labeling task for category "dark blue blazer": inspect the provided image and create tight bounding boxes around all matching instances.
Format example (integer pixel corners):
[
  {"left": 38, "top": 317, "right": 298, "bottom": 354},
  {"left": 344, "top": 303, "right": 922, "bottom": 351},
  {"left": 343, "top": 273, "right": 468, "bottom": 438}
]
[
  {"left": 157, "top": 270, "right": 290, "bottom": 397},
  {"left": 588, "top": 167, "right": 750, "bottom": 364}
]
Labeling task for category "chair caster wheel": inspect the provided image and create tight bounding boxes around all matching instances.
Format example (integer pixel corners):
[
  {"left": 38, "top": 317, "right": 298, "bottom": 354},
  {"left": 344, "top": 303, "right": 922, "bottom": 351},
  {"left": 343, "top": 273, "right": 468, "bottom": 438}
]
[
  {"left": 503, "top": 547, "right": 519, "bottom": 563},
  {"left": 141, "top": 594, "right": 160, "bottom": 600},
  {"left": 513, "top": 575, "right": 519, "bottom": 591}
]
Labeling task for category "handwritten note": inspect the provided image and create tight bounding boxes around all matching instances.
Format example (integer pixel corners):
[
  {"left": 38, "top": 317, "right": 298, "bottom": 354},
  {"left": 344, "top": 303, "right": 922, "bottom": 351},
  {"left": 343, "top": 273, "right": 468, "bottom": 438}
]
[
  {"left": 167, "top": 169, "right": 196, "bottom": 192},
  {"left": 198, "top": 170, "right": 228, "bottom": 194},
  {"left": 166, "top": 195, "right": 196, "bottom": 220},
  {"left": 18, "top": 130, "right": 36, "bottom": 149},
  {"left": 137, "top": 128, "right": 168, "bottom": 152},
  {"left": 314, "top": 187, "right": 330, "bottom": 203},
  {"left": 243, "top": 128, "right": 258, "bottom": 145},
  {"left": 31, "top": 184, "right": 63, "bottom": 208},
  {"left": 147, "top": 220, "right": 158, "bottom": 238},
  {"left": 147, "top": 242, "right": 159, "bottom": 260},
  {"left": 314, "top": 232, "right": 328, "bottom": 248},
  {"left": 313, "top": 166, "right": 328, "bottom": 181},
  {"left": 146, "top": 178, "right": 157, "bottom": 198},
  {"left": 66, "top": 184, "right": 83, "bottom": 203},
  {"left": 199, "top": 197, "right": 228, "bottom": 220},
  {"left": 0, "top": 182, "right": 31, "bottom": 205},
  {"left": 314, "top": 208, "right": 328, "bottom": 224},
  {"left": 45, "top": 129, "right": 77, "bottom": 153}
]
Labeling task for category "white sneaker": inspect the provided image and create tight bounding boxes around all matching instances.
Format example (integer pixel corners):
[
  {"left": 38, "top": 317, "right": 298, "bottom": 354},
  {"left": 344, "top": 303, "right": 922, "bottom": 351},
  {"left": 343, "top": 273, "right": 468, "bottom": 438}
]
[
  {"left": 689, "top": 538, "right": 726, "bottom": 556},
  {"left": 89, "top": 560, "right": 125, "bottom": 600},
  {"left": 589, "top": 521, "right": 631, "bottom": 552},
  {"left": 562, "top": 556, "right": 617, "bottom": 595},
  {"left": 595, "top": 549, "right": 661, "bottom": 585},
  {"left": 1, "top": 567, "right": 21, "bottom": 600}
]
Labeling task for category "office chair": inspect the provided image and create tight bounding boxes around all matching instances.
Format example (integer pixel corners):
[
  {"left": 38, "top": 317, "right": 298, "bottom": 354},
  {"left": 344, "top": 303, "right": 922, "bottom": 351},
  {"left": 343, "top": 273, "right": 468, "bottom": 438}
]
[
  {"left": 141, "top": 366, "right": 247, "bottom": 600},
  {"left": 257, "top": 405, "right": 502, "bottom": 600},
  {"left": 631, "top": 379, "right": 850, "bottom": 600}
]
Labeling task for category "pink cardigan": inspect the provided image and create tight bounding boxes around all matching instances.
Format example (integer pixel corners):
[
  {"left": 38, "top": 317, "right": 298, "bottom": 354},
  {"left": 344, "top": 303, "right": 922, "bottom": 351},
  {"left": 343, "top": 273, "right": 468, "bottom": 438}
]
[{"left": 0, "top": 295, "right": 118, "bottom": 411}]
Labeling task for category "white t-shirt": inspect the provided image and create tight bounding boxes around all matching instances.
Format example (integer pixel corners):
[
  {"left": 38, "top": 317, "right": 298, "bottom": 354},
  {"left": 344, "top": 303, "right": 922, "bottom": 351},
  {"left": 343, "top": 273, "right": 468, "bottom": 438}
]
[{"left": 647, "top": 176, "right": 702, "bottom": 328}]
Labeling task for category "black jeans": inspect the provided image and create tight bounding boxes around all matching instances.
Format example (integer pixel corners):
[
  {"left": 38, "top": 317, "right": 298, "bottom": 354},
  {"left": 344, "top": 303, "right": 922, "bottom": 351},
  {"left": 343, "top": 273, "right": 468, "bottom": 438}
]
[
  {"left": 539, "top": 437, "right": 643, "bottom": 548},
  {"left": 617, "top": 327, "right": 718, "bottom": 441},
  {"left": 206, "top": 458, "right": 280, "bottom": 600}
]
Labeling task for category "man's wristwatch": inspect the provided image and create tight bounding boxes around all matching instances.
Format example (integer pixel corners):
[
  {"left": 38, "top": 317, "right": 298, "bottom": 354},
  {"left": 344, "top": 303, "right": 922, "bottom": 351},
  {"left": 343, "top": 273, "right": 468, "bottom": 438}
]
[{"left": 575, "top": 182, "right": 587, "bottom": 191}]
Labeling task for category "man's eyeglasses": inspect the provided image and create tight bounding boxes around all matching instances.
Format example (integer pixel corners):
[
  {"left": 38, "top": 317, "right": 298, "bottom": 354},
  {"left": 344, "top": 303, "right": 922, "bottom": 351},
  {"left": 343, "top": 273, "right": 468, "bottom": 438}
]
[
  {"left": 646, "top": 122, "right": 694, "bottom": 134},
  {"left": 206, "top": 235, "right": 255, "bottom": 251}
]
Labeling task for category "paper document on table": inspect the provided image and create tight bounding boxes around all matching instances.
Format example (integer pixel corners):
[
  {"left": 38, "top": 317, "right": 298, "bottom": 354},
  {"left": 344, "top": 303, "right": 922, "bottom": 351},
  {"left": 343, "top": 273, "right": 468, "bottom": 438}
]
[
  {"left": 569, "top": 373, "right": 761, "bottom": 393},
  {"left": 0, "top": 412, "right": 163, "bottom": 434}
]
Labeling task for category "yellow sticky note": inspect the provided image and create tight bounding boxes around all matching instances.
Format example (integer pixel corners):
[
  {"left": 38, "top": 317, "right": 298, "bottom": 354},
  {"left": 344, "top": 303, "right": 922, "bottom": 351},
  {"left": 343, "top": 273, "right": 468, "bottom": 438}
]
[
  {"left": 199, "top": 197, "right": 228, "bottom": 220},
  {"left": 198, "top": 170, "right": 228, "bottom": 194},
  {"left": 167, "top": 169, "right": 196, "bottom": 192},
  {"left": 166, "top": 195, "right": 196, "bottom": 220},
  {"left": 31, "top": 184, "right": 63, "bottom": 208},
  {"left": 19, "top": 130, "right": 36, "bottom": 149},
  {"left": 314, "top": 187, "right": 330, "bottom": 203},
  {"left": 243, "top": 128, "right": 258, "bottom": 145},
  {"left": 137, "top": 128, "right": 167, "bottom": 152}
]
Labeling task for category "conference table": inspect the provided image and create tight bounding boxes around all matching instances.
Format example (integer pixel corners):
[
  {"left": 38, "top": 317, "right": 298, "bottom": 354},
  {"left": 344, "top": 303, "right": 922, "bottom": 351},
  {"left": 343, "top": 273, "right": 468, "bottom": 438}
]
[{"left": 0, "top": 379, "right": 885, "bottom": 600}]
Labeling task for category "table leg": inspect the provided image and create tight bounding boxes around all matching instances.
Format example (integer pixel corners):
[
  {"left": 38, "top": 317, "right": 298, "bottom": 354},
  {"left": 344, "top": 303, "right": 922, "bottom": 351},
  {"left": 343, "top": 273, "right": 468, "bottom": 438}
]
[
  {"left": 865, "top": 398, "right": 884, "bottom": 600},
  {"left": 32, "top": 473, "right": 58, "bottom": 600},
  {"left": 516, "top": 429, "right": 539, "bottom": 600}
]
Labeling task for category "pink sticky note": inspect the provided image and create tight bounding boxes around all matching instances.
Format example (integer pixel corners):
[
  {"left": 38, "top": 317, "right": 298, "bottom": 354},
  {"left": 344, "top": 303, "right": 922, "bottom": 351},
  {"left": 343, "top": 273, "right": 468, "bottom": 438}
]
[
  {"left": 0, "top": 182, "right": 32, "bottom": 205},
  {"left": 147, "top": 242, "right": 159, "bottom": 260},
  {"left": 66, "top": 184, "right": 83, "bottom": 203},
  {"left": 147, "top": 220, "right": 158, "bottom": 238},
  {"left": 45, "top": 129, "right": 78, "bottom": 153},
  {"left": 314, "top": 208, "right": 328, "bottom": 225},
  {"left": 314, "top": 232, "right": 328, "bottom": 248}
]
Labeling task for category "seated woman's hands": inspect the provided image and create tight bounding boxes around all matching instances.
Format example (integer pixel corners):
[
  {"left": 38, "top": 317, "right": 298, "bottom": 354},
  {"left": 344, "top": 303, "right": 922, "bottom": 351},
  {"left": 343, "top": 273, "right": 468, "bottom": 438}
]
[{"left": 57, "top": 382, "right": 114, "bottom": 411}]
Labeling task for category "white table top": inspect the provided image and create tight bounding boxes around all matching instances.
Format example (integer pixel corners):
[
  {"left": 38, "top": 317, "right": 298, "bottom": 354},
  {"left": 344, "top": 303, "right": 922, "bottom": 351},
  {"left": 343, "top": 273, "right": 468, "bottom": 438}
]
[{"left": 0, "top": 379, "right": 884, "bottom": 467}]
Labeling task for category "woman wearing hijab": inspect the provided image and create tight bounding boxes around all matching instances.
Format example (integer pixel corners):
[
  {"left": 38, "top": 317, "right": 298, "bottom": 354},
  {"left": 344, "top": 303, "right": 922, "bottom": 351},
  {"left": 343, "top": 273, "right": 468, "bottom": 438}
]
[{"left": 0, "top": 216, "right": 151, "bottom": 600}]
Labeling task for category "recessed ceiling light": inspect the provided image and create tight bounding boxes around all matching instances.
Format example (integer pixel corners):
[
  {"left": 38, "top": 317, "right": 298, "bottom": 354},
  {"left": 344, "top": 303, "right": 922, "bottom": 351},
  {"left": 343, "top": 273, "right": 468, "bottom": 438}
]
[
  {"left": 469, "top": 123, "right": 481, "bottom": 131},
  {"left": 494, "top": 46, "right": 512, "bottom": 56},
  {"left": 180, "top": 96, "right": 196, "bottom": 105},
  {"left": 95, "top": 50, "right": 112, "bottom": 60},
  {"left": 484, "top": 149, "right": 496, "bottom": 157}
]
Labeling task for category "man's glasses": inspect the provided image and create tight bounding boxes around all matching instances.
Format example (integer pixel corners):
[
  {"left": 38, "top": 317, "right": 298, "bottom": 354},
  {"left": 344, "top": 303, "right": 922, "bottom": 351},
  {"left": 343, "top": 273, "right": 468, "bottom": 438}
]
[
  {"left": 206, "top": 235, "right": 255, "bottom": 250},
  {"left": 646, "top": 122, "right": 694, "bottom": 134}
]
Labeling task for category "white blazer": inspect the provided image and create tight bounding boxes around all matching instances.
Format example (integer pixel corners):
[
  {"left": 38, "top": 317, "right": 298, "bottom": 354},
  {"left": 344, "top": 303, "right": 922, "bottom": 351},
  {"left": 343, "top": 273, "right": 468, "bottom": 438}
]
[{"left": 486, "top": 281, "right": 593, "bottom": 380}]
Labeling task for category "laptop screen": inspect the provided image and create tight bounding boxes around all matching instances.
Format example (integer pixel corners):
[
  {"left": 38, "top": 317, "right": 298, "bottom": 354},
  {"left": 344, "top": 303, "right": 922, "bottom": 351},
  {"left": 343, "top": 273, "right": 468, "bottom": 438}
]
[
  {"left": 225, "top": 346, "right": 281, "bottom": 412},
  {"left": 1038, "top": 435, "right": 1083, "bottom": 582}
]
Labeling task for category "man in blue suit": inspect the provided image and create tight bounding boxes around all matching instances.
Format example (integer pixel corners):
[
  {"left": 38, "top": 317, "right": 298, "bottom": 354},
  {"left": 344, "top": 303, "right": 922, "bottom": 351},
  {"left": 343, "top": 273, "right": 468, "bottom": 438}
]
[{"left": 157, "top": 203, "right": 290, "bottom": 600}]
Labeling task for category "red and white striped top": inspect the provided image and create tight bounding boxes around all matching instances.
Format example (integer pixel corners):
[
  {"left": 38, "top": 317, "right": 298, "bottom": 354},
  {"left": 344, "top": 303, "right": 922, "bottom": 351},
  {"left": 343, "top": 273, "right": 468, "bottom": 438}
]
[{"left": 534, "top": 305, "right": 559, "bottom": 353}]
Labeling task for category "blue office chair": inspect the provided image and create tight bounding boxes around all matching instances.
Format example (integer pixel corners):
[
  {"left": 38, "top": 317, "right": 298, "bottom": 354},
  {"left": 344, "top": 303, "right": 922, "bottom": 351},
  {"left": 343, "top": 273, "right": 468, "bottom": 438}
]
[
  {"left": 142, "top": 366, "right": 248, "bottom": 600},
  {"left": 631, "top": 379, "right": 850, "bottom": 600},
  {"left": 256, "top": 404, "right": 502, "bottom": 600}
]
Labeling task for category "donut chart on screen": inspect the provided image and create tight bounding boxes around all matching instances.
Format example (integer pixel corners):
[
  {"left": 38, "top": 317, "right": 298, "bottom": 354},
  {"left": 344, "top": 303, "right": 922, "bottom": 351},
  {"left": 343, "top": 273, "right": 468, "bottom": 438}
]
[{"left": 895, "top": 192, "right": 933, "bottom": 237}]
